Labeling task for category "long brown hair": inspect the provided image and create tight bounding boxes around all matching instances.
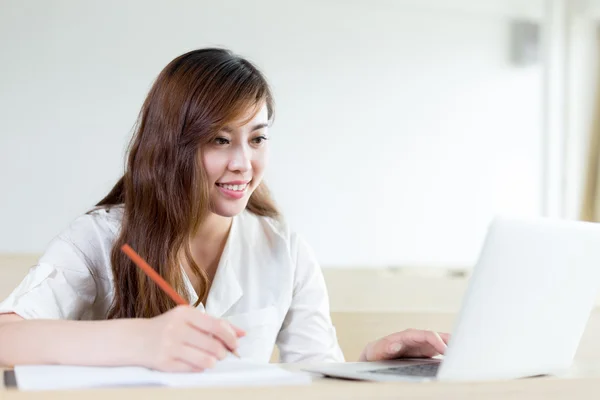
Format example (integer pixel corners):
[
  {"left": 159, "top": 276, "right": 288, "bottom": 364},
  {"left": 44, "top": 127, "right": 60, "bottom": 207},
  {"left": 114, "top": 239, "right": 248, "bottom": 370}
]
[{"left": 96, "top": 48, "right": 279, "bottom": 319}]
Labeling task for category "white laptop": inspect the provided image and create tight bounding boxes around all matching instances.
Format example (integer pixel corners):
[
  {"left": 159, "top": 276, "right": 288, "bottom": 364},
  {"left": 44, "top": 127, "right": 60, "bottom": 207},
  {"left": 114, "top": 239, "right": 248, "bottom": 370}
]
[{"left": 307, "top": 215, "right": 600, "bottom": 382}]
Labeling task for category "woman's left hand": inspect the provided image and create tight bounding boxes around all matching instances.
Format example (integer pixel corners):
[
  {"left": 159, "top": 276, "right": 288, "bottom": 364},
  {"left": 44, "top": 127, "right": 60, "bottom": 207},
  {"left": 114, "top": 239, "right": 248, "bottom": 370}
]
[{"left": 359, "top": 329, "right": 450, "bottom": 361}]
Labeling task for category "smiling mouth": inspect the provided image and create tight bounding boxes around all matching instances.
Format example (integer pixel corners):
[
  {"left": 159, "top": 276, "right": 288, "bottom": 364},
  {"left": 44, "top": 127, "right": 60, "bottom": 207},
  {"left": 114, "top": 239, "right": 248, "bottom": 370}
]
[{"left": 215, "top": 182, "right": 250, "bottom": 192}]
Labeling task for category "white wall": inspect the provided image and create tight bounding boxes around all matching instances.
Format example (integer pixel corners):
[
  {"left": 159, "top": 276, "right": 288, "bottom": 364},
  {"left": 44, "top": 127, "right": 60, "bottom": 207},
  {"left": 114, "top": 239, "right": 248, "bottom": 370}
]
[{"left": 0, "top": 0, "right": 549, "bottom": 268}]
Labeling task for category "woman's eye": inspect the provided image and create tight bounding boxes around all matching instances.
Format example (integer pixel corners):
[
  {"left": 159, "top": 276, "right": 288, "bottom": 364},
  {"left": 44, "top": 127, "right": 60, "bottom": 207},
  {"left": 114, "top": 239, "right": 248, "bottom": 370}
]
[
  {"left": 252, "top": 136, "right": 268, "bottom": 145},
  {"left": 214, "top": 137, "right": 230, "bottom": 145}
]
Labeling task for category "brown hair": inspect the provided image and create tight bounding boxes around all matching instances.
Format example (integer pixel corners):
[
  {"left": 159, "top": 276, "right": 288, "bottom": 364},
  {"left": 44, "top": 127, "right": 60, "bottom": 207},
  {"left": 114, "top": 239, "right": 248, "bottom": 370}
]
[{"left": 96, "top": 48, "right": 279, "bottom": 319}]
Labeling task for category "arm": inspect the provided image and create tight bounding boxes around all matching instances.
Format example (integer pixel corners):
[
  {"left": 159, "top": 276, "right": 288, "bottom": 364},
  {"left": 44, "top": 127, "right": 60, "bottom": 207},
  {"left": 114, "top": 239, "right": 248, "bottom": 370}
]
[
  {"left": 0, "top": 222, "right": 125, "bottom": 367},
  {"left": 276, "top": 233, "right": 345, "bottom": 363},
  {"left": 0, "top": 213, "right": 242, "bottom": 370},
  {"left": 0, "top": 313, "right": 148, "bottom": 367},
  {"left": 272, "top": 233, "right": 449, "bottom": 364},
  {"left": 0, "top": 307, "right": 243, "bottom": 370}
]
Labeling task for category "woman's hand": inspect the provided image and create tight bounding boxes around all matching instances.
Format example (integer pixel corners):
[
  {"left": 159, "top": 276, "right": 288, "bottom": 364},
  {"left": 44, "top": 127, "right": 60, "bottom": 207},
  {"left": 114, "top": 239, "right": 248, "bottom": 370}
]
[
  {"left": 136, "top": 305, "right": 245, "bottom": 372},
  {"left": 359, "top": 329, "right": 450, "bottom": 362}
]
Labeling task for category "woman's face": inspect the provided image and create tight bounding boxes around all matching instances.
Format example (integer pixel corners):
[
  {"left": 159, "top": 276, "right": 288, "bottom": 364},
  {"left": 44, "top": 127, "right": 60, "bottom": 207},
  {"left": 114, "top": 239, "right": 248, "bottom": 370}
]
[{"left": 201, "top": 103, "right": 270, "bottom": 217}]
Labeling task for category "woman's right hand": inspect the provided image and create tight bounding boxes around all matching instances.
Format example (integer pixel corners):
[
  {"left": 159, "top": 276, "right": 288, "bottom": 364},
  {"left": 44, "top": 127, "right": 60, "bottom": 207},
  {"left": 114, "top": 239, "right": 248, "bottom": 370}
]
[{"left": 136, "top": 305, "right": 245, "bottom": 372}]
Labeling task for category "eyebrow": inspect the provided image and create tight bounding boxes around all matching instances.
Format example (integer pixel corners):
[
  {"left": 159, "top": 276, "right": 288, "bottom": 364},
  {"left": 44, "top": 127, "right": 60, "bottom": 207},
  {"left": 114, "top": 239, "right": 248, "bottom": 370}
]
[{"left": 222, "top": 122, "right": 269, "bottom": 133}]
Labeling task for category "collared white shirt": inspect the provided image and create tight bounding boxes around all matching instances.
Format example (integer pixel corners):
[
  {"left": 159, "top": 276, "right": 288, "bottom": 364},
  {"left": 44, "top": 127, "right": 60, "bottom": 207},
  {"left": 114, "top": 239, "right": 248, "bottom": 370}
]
[{"left": 0, "top": 207, "right": 345, "bottom": 363}]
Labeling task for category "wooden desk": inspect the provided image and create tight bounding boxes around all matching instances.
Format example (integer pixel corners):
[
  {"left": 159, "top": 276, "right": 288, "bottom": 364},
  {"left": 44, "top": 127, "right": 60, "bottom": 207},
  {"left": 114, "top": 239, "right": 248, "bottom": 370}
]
[
  {"left": 3, "top": 259, "right": 600, "bottom": 398},
  {"left": 2, "top": 361, "right": 600, "bottom": 400}
]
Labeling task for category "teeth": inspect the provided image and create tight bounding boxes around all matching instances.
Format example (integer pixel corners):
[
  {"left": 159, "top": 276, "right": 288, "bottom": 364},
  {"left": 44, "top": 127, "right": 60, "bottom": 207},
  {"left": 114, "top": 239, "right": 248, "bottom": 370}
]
[{"left": 218, "top": 183, "right": 247, "bottom": 191}]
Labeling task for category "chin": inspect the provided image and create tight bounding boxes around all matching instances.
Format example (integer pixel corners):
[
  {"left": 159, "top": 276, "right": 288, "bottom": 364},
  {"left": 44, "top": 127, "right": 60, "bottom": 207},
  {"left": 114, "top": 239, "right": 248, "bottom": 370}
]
[{"left": 210, "top": 202, "right": 249, "bottom": 218}]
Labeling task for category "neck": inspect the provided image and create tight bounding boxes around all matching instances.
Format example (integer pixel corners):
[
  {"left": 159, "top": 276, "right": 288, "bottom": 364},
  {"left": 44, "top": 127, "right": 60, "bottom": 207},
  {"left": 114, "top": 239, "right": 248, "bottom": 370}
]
[
  {"left": 183, "top": 213, "right": 233, "bottom": 301},
  {"left": 191, "top": 212, "right": 233, "bottom": 247}
]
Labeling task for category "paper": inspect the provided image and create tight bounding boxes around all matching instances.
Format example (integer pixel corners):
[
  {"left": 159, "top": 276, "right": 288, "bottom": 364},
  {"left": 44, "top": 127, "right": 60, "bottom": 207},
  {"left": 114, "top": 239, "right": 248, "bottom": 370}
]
[{"left": 13, "top": 357, "right": 312, "bottom": 391}]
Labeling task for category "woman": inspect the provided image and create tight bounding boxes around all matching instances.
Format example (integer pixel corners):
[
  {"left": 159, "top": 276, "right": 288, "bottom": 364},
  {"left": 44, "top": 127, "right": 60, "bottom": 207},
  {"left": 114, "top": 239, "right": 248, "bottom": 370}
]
[{"left": 0, "top": 48, "right": 449, "bottom": 371}]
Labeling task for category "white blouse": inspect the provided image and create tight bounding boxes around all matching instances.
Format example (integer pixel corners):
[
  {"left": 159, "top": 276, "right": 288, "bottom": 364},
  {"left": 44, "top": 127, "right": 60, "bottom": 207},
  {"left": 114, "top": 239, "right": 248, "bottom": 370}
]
[{"left": 0, "top": 207, "right": 345, "bottom": 363}]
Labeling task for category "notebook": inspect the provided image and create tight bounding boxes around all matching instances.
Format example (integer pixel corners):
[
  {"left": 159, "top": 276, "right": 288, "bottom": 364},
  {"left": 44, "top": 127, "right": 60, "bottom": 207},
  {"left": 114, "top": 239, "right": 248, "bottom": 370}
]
[{"left": 6, "top": 357, "right": 313, "bottom": 391}]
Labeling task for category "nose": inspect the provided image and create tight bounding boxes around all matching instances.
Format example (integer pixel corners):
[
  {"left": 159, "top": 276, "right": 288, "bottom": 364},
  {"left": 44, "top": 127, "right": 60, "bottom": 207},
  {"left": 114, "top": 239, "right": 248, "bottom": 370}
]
[{"left": 228, "top": 143, "right": 252, "bottom": 173}]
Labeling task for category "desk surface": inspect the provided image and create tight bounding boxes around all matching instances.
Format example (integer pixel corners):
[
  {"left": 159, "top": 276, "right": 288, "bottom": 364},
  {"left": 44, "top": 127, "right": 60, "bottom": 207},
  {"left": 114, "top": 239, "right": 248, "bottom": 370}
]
[{"left": 2, "top": 361, "right": 600, "bottom": 400}]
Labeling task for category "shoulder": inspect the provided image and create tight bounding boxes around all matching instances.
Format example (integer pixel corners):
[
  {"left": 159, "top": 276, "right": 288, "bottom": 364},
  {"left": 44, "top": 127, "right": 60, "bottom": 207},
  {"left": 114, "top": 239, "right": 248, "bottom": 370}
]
[
  {"left": 39, "top": 206, "right": 123, "bottom": 280},
  {"left": 55, "top": 206, "right": 123, "bottom": 249}
]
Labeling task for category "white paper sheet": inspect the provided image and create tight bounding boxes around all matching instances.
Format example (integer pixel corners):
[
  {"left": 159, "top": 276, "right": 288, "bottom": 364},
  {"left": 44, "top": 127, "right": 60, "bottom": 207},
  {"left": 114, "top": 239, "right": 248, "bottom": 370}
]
[{"left": 13, "top": 357, "right": 312, "bottom": 391}]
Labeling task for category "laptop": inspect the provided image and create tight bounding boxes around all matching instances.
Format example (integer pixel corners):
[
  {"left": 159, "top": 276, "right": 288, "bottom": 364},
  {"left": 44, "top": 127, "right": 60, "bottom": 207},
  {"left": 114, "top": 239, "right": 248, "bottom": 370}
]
[{"left": 306, "top": 215, "right": 600, "bottom": 382}]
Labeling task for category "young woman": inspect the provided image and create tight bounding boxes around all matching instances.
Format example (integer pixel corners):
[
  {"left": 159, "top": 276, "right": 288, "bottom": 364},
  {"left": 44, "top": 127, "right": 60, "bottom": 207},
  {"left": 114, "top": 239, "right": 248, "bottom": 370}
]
[{"left": 0, "top": 48, "right": 449, "bottom": 371}]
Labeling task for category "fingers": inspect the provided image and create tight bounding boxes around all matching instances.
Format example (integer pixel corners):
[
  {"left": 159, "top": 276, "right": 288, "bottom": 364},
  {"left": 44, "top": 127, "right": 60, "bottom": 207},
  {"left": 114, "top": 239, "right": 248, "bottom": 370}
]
[
  {"left": 164, "top": 359, "right": 208, "bottom": 373},
  {"left": 377, "top": 340, "right": 405, "bottom": 361},
  {"left": 398, "top": 329, "right": 447, "bottom": 353},
  {"left": 423, "top": 330, "right": 448, "bottom": 355},
  {"left": 438, "top": 332, "right": 451, "bottom": 344},
  {"left": 183, "top": 309, "right": 240, "bottom": 353},
  {"left": 176, "top": 344, "right": 218, "bottom": 371},
  {"left": 160, "top": 360, "right": 200, "bottom": 373},
  {"left": 366, "top": 329, "right": 450, "bottom": 361},
  {"left": 363, "top": 337, "right": 403, "bottom": 361},
  {"left": 231, "top": 324, "right": 247, "bottom": 338},
  {"left": 181, "top": 328, "right": 229, "bottom": 360},
  {"left": 160, "top": 346, "right": 217, "bottom": 372}
]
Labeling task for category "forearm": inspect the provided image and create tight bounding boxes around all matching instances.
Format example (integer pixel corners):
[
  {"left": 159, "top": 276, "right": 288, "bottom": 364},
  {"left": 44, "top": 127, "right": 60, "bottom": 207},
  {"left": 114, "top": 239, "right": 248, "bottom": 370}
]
[{"left": 0, "top": 318, "right": 149, "bottom": 367}]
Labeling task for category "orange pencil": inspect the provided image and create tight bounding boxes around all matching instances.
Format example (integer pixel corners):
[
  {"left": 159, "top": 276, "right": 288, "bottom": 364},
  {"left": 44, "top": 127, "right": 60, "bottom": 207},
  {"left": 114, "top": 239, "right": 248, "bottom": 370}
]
[
  {"left": 121, "top": 243, "right": 240, "bottom": 358},
  {"left": 121, "top": 244, "right": 187, "bottom": 306}
]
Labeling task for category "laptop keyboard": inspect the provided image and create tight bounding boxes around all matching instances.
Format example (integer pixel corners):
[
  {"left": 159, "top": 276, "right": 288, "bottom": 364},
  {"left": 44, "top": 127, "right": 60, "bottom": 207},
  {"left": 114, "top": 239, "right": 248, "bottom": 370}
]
[{"left": 366, "top": 363, "right": 440, "bottom": 377}]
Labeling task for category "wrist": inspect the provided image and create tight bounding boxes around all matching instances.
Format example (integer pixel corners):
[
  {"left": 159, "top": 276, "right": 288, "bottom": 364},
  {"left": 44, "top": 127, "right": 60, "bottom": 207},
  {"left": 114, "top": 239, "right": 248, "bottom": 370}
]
[{"left": 116, "top": 318, "right": 153, "bottom": 367}]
